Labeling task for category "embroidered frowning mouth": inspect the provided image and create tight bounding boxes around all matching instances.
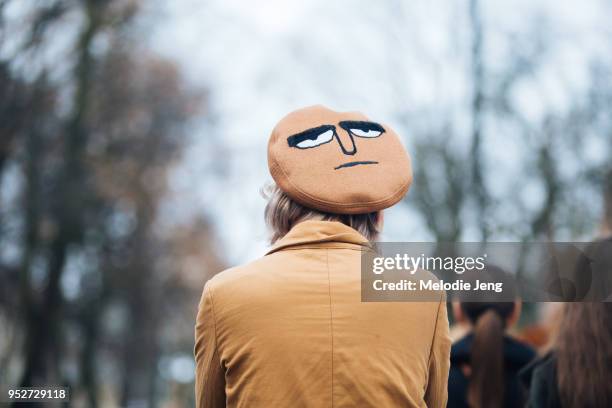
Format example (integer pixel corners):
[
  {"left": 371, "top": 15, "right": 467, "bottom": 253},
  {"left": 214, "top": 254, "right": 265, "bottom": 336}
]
[{"left": 334, "top": 160, "right": 379, "bottom": 170}]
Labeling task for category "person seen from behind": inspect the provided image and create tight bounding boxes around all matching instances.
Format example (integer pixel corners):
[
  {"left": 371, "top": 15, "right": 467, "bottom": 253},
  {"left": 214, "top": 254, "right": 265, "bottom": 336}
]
[
  {"left": 521, "top": 237, "right": 612, "bottom": 408},
  {"left": 194, "top": 105, "right": 451, "bottom": 407},
  {"left": 448, "top": 267, "right": 536, "bottom": 408}
]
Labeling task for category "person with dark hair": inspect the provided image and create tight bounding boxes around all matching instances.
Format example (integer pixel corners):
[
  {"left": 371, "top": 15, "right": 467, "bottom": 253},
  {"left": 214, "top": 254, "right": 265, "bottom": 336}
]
[
  {"left": 521, "top": 238, "right": 612, "bottom": 408},
  {"left": 448, "top": 267, "right": 535, "bottom": 408},
  {"left": 194, "top": 106, "right": 451, "bottom": 407}
]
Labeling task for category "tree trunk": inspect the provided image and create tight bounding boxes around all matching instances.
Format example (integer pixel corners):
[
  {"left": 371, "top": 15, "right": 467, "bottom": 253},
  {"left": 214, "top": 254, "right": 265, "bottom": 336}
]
[
  {"left": 601, "top": 169, "right": 612, "bottom": 237},
  {"left": 469, "top": 0, "right": 489, "bottom": 242},
  {"left": 18, "top": 0, "right": 103, "bottom": 392}
]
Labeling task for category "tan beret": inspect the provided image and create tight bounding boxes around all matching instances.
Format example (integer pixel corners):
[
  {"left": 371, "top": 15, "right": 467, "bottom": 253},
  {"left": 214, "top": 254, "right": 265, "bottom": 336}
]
[{"left": 268, "top": 105, "right": 412, "bottom": 214}]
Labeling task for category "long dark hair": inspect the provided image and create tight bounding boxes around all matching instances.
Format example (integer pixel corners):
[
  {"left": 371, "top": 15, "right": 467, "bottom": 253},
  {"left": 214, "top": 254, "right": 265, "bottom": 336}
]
[
  {"left": 556, "top": 303, "right": 612, "bottom": 408},
  {"left": 556, "top": 238, "right": 612, "bottom": 408},
  {"left": 458, "top": 265, "right": 518, "bottom": 408},
  {"left": 461, "top": 301, "right": 515, "bottom": 408}
]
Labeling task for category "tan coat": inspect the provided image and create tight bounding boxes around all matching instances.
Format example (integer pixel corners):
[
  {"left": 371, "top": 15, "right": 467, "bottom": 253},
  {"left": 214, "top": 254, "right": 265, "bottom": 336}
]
[{"left": 195, "top": 220, "right": 450, "bottom": 408}]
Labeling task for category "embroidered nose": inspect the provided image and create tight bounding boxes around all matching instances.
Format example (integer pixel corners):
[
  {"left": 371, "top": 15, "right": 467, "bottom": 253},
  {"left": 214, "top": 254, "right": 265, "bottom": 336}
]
[{"left": 335, "top": 131, "right": 357, "bottom": 155}]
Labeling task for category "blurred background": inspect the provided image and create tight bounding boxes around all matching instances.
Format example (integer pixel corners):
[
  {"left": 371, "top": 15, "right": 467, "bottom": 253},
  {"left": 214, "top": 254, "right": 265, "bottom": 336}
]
[{"left": 1, "top": 0, "right": 611, "bottom": 406}]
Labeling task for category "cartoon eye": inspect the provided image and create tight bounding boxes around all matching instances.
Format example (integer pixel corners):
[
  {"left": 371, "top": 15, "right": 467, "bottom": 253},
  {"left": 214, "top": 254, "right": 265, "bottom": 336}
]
[
  {"left": 287, "top": 125, "right": 335, "bottom": 149},
  {"left": 338, "top": 121, "right": 385, "bottom": 139},
  {"left": 349, "top": 128, "right": 382, "bottom": 138},
  {"left": 295, "top": 129, "right": 334, "bottom": 148}
]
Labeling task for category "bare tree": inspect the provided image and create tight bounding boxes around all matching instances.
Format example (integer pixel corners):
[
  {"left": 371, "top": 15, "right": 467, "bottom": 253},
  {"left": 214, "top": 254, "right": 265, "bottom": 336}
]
[
  {"left": 601, "top": 169, "right": 612, "bottom": 236},
  {"left": 468, "top": 0, "right": 489, "bottom": 242},
  {"left": 19, "top": 0, "right": 107, "bottom": 389}
]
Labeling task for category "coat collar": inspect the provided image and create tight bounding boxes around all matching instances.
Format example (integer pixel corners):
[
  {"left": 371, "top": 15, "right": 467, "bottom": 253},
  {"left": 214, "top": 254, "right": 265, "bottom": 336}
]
[{"left": 266, "top": 220, "right": 371, "bottom": 255}]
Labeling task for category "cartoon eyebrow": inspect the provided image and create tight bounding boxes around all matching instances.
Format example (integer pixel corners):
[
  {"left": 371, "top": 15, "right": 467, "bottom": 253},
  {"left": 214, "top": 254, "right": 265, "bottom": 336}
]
[
  {"left": 338, "top": 121, "right": 385, "bottom": 137},
  {"left": 287, "top": 125, "right": 336, "bottom": 149}
]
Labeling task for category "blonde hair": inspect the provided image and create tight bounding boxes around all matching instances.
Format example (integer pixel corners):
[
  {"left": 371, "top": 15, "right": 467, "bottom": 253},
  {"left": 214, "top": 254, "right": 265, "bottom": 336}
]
[{"left": 263, "top": 184, "right": 380, "bottom": 244}]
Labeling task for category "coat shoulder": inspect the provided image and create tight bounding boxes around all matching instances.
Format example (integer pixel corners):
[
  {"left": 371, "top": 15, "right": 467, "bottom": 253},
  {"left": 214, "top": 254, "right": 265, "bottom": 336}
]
[{"left": 206, "top": 255, "right": 271, "bottom": 289}]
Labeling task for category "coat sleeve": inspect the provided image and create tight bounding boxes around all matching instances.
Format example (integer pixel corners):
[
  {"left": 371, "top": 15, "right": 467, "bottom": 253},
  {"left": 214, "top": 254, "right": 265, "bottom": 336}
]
[
  {"left": 424, "top": 296, "right": 452, "bottom": 408},
  {"left": 194, "top": 282, "right": 226, "bottom": 408}
]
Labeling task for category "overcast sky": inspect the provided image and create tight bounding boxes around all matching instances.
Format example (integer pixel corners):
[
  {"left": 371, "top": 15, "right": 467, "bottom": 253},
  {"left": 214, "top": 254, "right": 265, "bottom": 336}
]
[{"left": 143, "top": 0, "right": 611, "bottom": 264}]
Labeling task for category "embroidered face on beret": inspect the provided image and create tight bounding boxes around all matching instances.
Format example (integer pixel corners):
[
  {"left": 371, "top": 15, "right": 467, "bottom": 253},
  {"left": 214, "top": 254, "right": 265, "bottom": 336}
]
[{"left": 268, "top": 105, "right": 413, "bottom": 214}]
